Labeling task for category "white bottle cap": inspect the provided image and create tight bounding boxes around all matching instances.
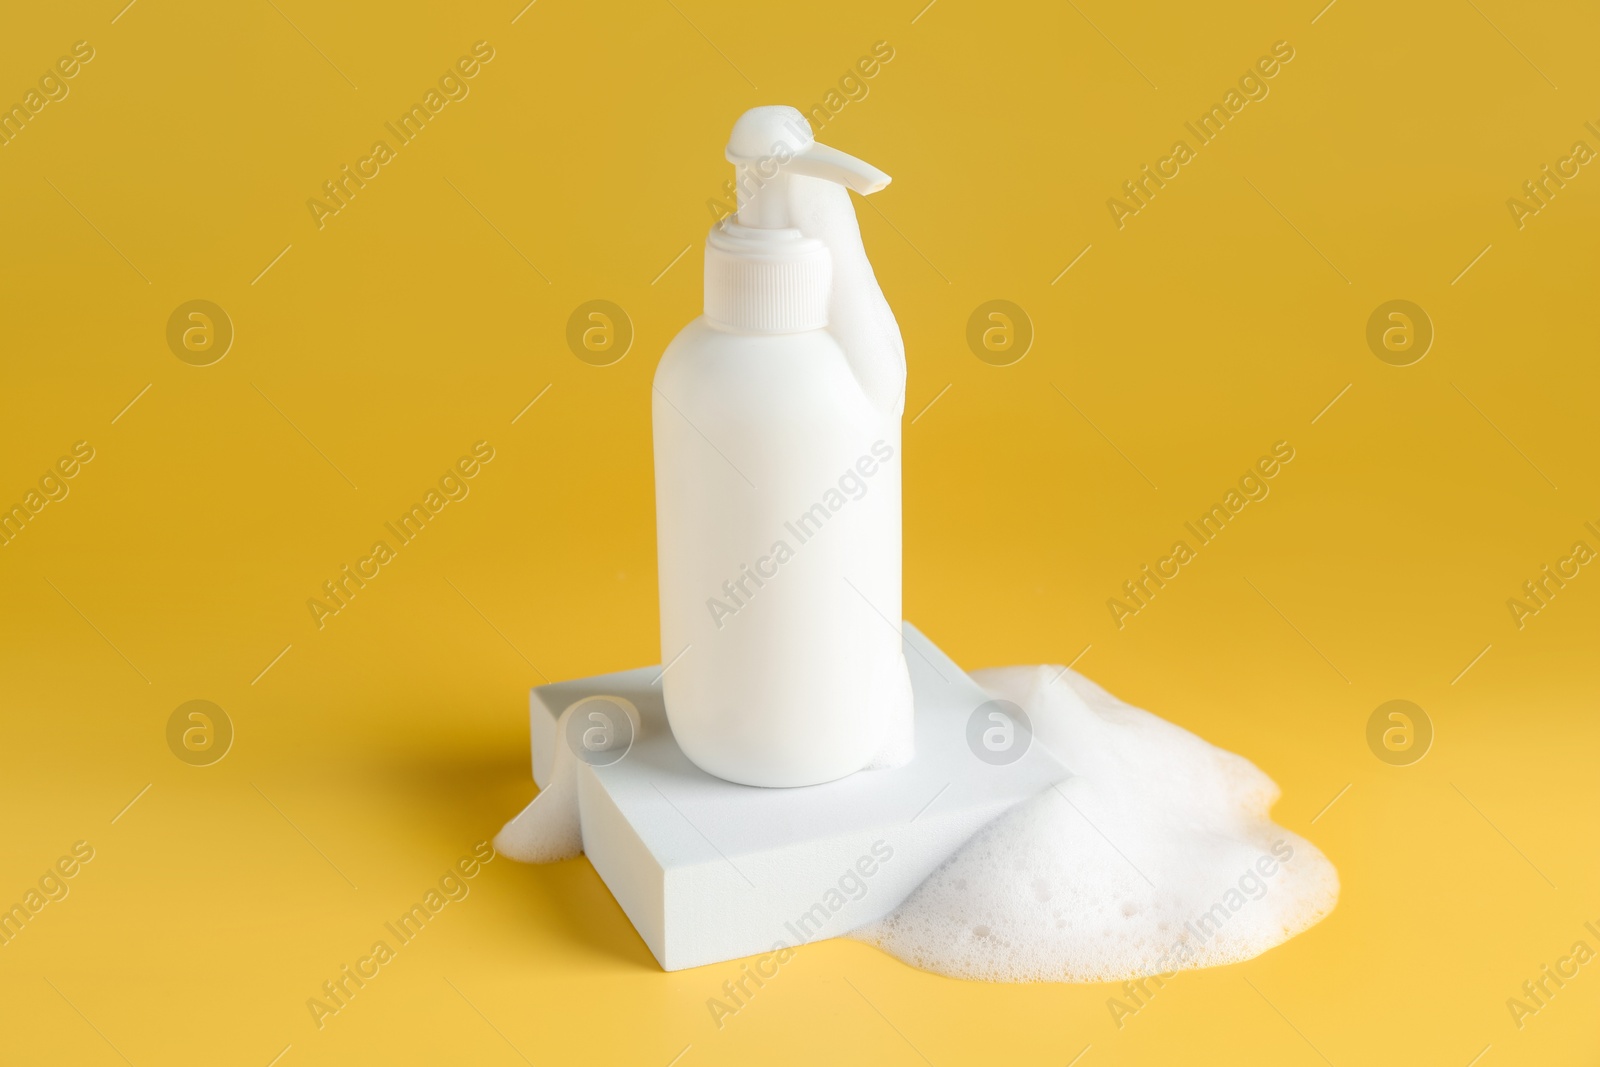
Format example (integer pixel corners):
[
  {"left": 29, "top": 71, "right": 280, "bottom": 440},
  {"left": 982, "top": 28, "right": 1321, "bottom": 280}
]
[{"left": 703, "top": 106, "right": 890, "bottom": 333}]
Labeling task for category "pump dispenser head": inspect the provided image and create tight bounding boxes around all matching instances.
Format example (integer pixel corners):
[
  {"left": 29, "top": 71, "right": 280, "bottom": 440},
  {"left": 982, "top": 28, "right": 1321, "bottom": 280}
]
[{"left": 704, "top": 106, "right": 890, "bottom": 333}]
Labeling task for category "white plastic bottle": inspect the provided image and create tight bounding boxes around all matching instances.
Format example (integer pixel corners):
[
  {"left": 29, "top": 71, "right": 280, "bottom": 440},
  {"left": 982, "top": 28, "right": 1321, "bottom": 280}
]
[{"left": 653, "top": 106, "right": 913, "bottom": 788}]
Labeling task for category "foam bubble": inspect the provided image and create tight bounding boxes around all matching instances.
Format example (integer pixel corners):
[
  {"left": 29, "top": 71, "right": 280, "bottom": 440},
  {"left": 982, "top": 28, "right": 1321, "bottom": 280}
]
[
  {"left": 853, "top": 664, "right": 1339, "bottom": 982},
  {"left": 495, "top": 704, "right": 583, "bottom": 864}
]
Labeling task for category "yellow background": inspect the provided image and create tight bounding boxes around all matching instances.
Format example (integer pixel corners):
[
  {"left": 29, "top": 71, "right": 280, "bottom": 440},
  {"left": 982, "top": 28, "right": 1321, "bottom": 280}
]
[{"left": 2, "top": 0, "right": 1597, "bottom": 1063}]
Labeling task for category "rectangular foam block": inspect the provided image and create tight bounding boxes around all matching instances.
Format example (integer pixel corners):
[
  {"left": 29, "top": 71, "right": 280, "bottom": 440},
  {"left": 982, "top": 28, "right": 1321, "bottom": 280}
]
[{"left": 527, "top": 623, "right": 1067, "bottom": 971}]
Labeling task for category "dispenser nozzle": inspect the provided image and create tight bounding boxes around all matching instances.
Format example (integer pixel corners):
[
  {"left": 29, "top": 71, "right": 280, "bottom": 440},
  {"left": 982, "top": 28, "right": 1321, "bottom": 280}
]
[
  {"left": 788, "top": 141, "right": 891, "bottom": 195},
  {"left": 724, "top": 105, "right": 890, "bottom": 230}
]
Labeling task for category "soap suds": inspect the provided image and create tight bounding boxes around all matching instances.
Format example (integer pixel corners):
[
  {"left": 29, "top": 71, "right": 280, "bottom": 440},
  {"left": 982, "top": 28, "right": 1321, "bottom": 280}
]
[
  {"left": 852, "top": 664, "right": 1339, "bottom": 982},
  {"left": 498, "top": 662, "right": 1338, "bottom": 983},
  {"left": 494, "top": 704, "right": 583, "bottom": 863}
]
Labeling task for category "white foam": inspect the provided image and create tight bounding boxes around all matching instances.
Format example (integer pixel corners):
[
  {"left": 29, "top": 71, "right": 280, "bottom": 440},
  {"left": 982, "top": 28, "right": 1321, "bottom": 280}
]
[
  {"left": 499, "top": 653, "right": 1338, "bottom": 980},
  {"left": 495, "top": 703, "right": 583, "bottom": 864},
  {"left": 853, "top": 664, "right": 1339, "bottom": 982}
]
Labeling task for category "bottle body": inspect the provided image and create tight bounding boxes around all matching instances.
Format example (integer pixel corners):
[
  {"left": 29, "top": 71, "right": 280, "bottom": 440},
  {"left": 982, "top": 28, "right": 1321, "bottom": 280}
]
[{"left": 653, "top": 317, "right": 910, "bottom": 787}]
